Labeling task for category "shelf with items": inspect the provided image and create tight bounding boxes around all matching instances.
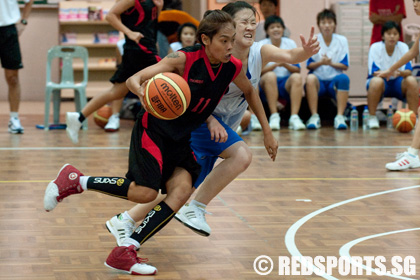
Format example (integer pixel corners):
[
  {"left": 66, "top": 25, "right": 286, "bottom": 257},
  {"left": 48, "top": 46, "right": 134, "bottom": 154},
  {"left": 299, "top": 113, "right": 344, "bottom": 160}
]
[{"left": 58, "top": 1, "right": 119, "bottom": 98}]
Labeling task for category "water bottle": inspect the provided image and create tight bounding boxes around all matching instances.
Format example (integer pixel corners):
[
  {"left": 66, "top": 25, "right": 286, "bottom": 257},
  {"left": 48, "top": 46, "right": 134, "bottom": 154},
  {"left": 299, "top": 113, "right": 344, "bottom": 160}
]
[
  {"left": 387, "top": 105, "right": 394, "bottom": 129},
  {"left": 362, "top": 106, "right": 369, "bottom": 130},
  {"left": 350, "top": 106, "right": 358, "bottom": 131}
]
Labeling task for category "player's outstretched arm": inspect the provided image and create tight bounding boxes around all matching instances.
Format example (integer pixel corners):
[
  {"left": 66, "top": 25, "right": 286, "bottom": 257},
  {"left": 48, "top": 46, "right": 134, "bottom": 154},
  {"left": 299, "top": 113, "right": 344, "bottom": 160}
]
[
  {"left": 261, "top": 26, "right": 320, "bottom": 66},
  {"left": 233, "top": 70, "right": 278, "bottom": 161}
]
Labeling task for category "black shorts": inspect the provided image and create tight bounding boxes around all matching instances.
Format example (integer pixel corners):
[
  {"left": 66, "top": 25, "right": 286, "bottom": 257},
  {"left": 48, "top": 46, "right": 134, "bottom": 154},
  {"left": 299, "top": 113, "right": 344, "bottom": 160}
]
[
  {"left": 0, "top": 25, "right": 23, "bottom": 70},
  {"left": 126, "top": 116, "right": 201, "bottom": 194},
  {"left": 110, "top": 48, "right": 160, "bottom": 84}
]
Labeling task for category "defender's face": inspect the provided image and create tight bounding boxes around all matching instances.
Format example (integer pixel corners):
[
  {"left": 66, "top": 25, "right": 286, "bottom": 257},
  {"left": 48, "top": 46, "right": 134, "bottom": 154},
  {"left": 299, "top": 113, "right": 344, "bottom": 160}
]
[{"left": 233, "top": 8, "right": 257, "bottom": 47}]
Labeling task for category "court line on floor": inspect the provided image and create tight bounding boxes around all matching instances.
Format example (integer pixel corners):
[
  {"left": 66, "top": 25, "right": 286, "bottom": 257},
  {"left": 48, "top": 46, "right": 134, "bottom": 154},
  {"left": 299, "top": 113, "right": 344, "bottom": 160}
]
[
  {"left": 339, "top": 228, "right": 420, "bottom": 280},
  {"left": 0, "top": 146, "right": 410, "bottom": 151},
  {"left": 284, "top": 185, "right": 420, "bottom": 280}
]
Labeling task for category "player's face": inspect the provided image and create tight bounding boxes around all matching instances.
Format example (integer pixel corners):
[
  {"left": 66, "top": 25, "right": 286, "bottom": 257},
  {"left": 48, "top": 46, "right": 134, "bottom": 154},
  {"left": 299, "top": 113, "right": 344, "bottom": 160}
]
[
  {"left": 260, "top": 0, "right": 276, "bottom": 19},
  {"left": 267, "top": 22, "right": 284, "bottom": 40},
  {"left": 413, "top": 0, "right": 420, "bottom": 15},
  {"left": 318, "top": 18, "right": 335, "bottom": 37},
  {"left": 233, "top": 8, "right": 257, "bottom": 47},
  {"left": 180, "top": 27, "right": 196, "bottom": 47},
  {"left": 204, "top": 23, "right": 235, "bottom": 64},
  {"left": 383, "top": 28, "right": 400, "bottom": 47}
]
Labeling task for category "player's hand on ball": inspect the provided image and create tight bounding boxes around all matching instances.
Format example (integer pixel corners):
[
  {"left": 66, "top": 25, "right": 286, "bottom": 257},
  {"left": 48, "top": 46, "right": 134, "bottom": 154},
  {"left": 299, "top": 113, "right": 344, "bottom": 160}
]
[{"left": 139, "top": 80, "right": 153, "bottom": 114}]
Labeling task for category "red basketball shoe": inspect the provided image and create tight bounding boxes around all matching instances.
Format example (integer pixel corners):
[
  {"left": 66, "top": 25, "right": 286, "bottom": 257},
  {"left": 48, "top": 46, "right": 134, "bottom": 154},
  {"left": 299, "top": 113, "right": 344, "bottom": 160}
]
[
  {"left": 105, "top": 245, "right": 157, "bottom": 275},
  {"left": 44, "top": 164, "right": 84, "bottom": 211}
]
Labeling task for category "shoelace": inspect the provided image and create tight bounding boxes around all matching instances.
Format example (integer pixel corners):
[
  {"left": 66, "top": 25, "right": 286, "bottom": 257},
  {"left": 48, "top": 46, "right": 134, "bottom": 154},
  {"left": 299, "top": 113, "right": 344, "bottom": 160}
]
[
  {"left": 126, "top": 245, "right": 149, "bottom": 264},
  {"left": 57, "top": 184, "right": 82, "bottom": 202},
  {"left": 394, "top": 152, "right": 414, "bottom": 160},
  {"left": 194, "top": 206, "right": 212, "bottom": 220}
]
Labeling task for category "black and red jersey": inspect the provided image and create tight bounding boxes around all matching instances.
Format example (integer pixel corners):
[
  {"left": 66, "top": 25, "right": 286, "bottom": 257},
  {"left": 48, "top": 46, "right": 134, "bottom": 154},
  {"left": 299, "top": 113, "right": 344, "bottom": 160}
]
[
  {"left": 141, "top": 44, "right": 242, "bottom": 141},
  {"left": 121, "top": 0, "right": 158, "bottom": 55}
]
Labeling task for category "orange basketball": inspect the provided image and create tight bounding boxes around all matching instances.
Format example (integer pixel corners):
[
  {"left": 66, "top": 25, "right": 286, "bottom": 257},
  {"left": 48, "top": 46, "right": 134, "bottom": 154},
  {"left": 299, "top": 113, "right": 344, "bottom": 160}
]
[
  {"left": 93, "top": 105, "right": 112, "bottom": 128},
  {"left": 144, "top": 72, "right": 191, "bottom": 120},
  {"left": 392, "top": 108, "right": 416, "bottom": 133}
]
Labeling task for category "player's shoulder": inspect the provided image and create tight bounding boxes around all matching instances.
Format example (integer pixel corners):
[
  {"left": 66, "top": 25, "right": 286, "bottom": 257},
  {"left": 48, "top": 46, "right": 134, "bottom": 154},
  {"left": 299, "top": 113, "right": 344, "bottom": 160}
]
[
  {"left": 333, "top": 33, "right": 349, "bottom": 44},
  {"left": 370, "top": 41, "right": 384, "bottom": 51},
  {"left": 396, "top": 41, "right": 410, "bottom": 51}
]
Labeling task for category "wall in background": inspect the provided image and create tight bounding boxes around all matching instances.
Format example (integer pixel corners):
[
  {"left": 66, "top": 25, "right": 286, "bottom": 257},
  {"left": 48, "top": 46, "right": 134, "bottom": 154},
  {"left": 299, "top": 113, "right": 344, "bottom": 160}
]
[{"left": 1, "top": 0, "right": 419, "bottom": 102}]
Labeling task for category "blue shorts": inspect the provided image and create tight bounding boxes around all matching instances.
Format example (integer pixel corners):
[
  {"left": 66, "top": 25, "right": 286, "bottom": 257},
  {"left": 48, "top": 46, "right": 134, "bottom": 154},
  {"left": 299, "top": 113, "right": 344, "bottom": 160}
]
[
  {"left": 190, "top": 116, "right": 243, "bottom": 188},
  {"left": 305, "top": 73, "right": 350, "bottom": 99},
  {"left": 366, "top": 76, "right": 405, "bottom": 101},
  {"left": 259, "top": 76, "right": 290, "bottom": 103}
]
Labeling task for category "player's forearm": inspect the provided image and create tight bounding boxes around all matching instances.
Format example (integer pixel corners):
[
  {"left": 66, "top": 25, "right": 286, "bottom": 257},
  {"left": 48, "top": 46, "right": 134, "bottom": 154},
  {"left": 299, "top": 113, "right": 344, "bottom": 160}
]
[
  {"left": 389, "top": 46, "right": 419, "bottom": 73},
  {"left": 287, "top": 47, "right": 313, "bottom": 64},
  {"left": 329, "top": 62, "right": 348, "bottom": 71},
  {"left": 106, "top": 13, "right": 132, "bottom": 38},
  {"left": 371, "top": 14, "right": 404, "bottom": 25},
  {"left": 21, "top": 0, "right": 34, "bottom": 21},
  {"left": 307, "top": 61, "right": 323, "bottom": 70}
]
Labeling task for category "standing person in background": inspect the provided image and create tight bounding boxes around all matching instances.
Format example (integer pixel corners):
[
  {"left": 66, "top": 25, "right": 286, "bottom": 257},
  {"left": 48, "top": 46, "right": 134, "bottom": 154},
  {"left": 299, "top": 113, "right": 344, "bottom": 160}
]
[
  {"left": 305, "top": 9, "right": 350, "bottom": 130},
  {"left": 0, "top": 0, "right": 34, "bottom": 134},
  {"left": 255, "top": 0, "right": 278, "bottom": 42},
  {"left": 254, "top": 15, "right": 306, "bottom": 131},
  {"left": 167, "top": 22, "right": 197, "bottom": 54},
  {"left": 369, "top": 0, "right": 406, "bottom": 45},
  {"left": 365, "top": 21, "right": 418, "bottom": 129},
  {"left": 379, "top": 0, "right": 420, "bottom": 171},
  {"left": 65, "top": 0, "right": 163, "bottom": 143}
]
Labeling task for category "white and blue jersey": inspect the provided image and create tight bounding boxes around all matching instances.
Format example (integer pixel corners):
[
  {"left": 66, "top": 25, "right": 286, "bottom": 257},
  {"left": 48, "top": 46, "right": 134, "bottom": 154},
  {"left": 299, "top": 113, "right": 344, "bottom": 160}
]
[
  {"left": 191, "top": 41, "right": 266, "bottom": 187},
  {"left": 367, "top": 41, "right": 412, "bottom": 79},
  {"left": 169, "top": 41, "right": 183, "bottom": 53},
  {"left": 260, "top": 37, "right": 300, "bottom": 78},
  {"left": 307, "top": 33, "right": 349, "bottom": 81},
  {"left": 212, "top": 40, "right": 265, "bottom": 131}
]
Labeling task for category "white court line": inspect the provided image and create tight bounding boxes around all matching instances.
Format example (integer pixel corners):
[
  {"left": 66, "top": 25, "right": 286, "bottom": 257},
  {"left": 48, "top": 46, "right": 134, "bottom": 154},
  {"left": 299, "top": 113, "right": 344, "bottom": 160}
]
[
  {"left": 339, "top": 228, "right": 420, "bottom": 280},
  {"left": 0, "top": 145, "right": 409, "bottom": 151},
  {"left": 284, "top": 185, "right": 420, "bottom": 280}
]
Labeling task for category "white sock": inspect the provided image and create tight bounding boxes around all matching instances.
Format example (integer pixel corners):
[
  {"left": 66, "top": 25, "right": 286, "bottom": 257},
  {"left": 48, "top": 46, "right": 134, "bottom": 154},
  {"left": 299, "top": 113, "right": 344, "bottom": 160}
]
[
  {"left": 408, "top": 147, "right": 419, "bottom": 156},
  {"left": 121, "top": 211, "right": 135, "bottom": 223},
  {"left": 79, "top": 176, "right": 89, "bottom": 191},
  {"left": 112, "top": 113, "right": 120, "bottom": 118},
  {"left": 121, "top": 237, "right": 140, "bottom": 249},
  {"left": 190, "top": 200, "right": 207, "bottom": 209},
  {"left": 10, "top": 112, "right": 18, "bottom": 119}
]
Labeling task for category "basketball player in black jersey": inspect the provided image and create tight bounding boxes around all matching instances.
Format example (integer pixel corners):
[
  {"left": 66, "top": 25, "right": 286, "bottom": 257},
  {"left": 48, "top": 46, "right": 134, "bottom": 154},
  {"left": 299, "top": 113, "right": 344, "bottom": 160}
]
[
  {"left": 65, "top": 0, "right": 163, "bottom": 143},
  {"left": 43, "top": 9, "right": 316, "bottom": 275}
]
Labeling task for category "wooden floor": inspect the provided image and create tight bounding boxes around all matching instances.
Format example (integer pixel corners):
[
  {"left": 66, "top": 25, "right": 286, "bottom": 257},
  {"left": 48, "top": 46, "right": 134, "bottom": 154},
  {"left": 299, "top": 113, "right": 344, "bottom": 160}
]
[{"left": 1, "top": 102, "right": 420, "bottom": 280}]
